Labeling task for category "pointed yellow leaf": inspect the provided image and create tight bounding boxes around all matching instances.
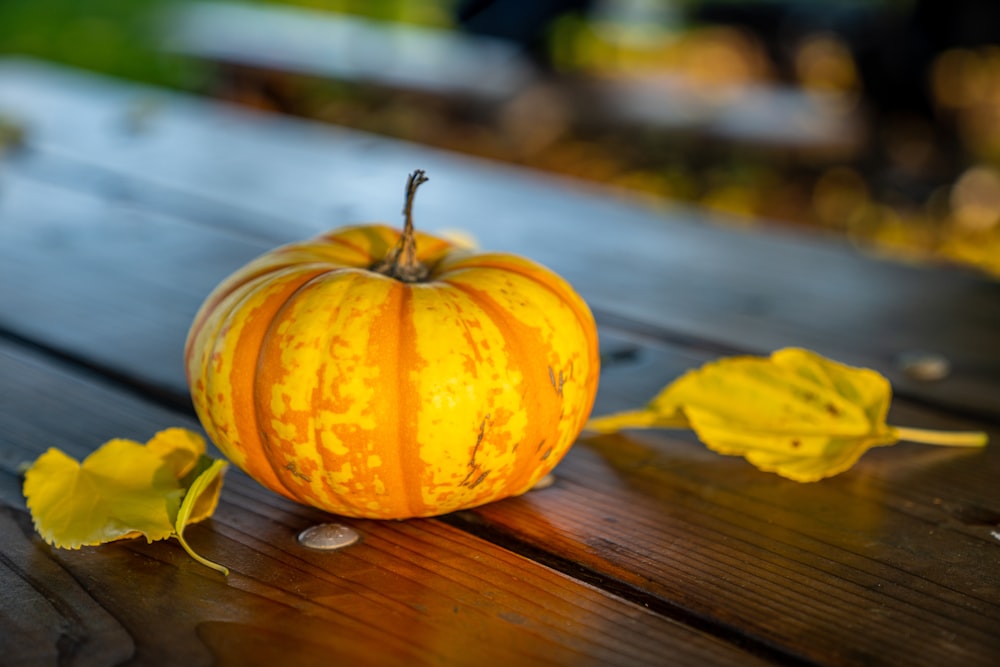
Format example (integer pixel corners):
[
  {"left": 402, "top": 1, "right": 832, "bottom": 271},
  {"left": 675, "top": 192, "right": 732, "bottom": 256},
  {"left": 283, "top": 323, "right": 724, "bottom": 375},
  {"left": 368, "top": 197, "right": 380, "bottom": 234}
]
[
  {"left": 586, "top": 348, "right": 987, "bottom": 482},
  {"left": 585, "top": 384, "right": 690, "bottom": 433},
  {"left": 586, "top": 408, "right": 690, "bottom": 433},
  {"left": 660, "top": 349, "right": 900, "bottom": 481}
]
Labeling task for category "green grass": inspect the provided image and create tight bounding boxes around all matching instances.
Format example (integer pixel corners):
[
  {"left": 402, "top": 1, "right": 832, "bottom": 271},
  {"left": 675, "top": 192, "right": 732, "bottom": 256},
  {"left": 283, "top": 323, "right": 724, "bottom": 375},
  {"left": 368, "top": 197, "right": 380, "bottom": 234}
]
[
  {"left": 0, "top": 0, "right": 196, "bottom": 86},
  {"left": 0, "top": 0, "right": 455, "bottom": 90}
]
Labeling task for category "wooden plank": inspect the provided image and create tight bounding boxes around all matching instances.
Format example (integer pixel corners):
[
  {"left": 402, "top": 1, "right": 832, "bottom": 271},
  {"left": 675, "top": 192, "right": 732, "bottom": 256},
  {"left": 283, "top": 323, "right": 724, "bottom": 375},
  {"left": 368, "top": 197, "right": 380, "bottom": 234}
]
[
  {"left": 2, "top": 58, "right": 999, "bottom": 665},
  {"left": 1, "top": 57, "right": 996, "bottom": 419},
  {"left": 159, "top": 2, "right": 857, "bottom": 152},
  {"left": 0, "top": 339, "right": 770, "bottom": 667},
  {"left": 575, "top": 72, "right": 860, "bottom": 151},
  {"left": 160, "top": 2, "right": 536, "bottom": 103},
  {"left": 0, "top": 172, "right": 266, "bottom": 398},
  {"left": 3, "top": 167, "right": 998, "bottom": 665},
  {"left": 460, "top": 333, "right": 1000, "bottom": 667}
]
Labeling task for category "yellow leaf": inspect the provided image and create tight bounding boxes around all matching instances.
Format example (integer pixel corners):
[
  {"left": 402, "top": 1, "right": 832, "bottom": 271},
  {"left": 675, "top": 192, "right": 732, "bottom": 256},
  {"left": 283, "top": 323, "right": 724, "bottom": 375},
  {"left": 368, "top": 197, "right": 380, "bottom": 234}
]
[
  {"left": 147, "top": 427, "right": 207, "bottom": 478},
  {"left": 940, "top": 231, "right": 1000, "bottom": 279},
  {"left": 586, "top": 348, "right": 987, "bottom": 482},
  {"left": 179, "top": 456, "right": 227, "bottom": 525},
  {"left": 22, "top": 429, "right": 229, "bottom": 573},
  {"left": 24, "top": 439, "right": 182, "bottom": 547},
  {"left": 175, "top": 458, "right": 230, "bottom": 575},
  {"left": 587, "top": 369, "right": 691, "bottom": 433},
  {"left": 586, "top": 407, "right": 689, "bottom": 434}
]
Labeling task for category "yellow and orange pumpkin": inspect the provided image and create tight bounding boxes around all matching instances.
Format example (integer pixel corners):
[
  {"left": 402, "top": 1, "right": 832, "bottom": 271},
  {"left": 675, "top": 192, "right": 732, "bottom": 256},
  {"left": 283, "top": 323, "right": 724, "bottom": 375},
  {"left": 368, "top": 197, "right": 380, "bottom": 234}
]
[{"left": 185, "top": 172, "right": 599, "bottom": 519}]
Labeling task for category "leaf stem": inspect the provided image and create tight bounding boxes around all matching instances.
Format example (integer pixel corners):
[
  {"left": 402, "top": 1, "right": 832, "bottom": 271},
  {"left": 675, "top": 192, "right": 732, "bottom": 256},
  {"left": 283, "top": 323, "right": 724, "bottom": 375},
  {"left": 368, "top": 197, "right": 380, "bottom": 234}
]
[
  {"left": 891, "top": 426, "right": 988, "bottom": 448},
  {"left": 175, "top": 532, "right": 230, "bottom": 576}
]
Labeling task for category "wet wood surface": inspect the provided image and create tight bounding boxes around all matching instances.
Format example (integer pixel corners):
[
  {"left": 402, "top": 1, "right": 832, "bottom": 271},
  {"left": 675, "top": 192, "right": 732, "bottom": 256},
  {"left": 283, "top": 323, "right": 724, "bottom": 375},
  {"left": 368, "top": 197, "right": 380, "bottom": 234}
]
[{"left": 1, "top": 58, "right": 999, "bottom": 666}]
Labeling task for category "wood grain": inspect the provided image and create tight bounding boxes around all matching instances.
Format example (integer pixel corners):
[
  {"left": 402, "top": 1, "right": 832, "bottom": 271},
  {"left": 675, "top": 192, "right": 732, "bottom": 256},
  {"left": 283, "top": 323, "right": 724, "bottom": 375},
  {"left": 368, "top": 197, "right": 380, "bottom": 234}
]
[
  {"left": 2, "top": 182, "right": 996, "bottom": 665},
  {"left": 0, "top": 340, "right": 769, "bottom": 667},
  {"left": 1, "top": 57, "right": 998, "bottom": 419},
  {"left": 2, "top": 58, "right": 1000, "bottom": 667},
  {"left": 463, "top": 334, "right": 1000, "bottom": 667},
  {"left": 0, "top": 508, "right": 134, "bottom": 667}
]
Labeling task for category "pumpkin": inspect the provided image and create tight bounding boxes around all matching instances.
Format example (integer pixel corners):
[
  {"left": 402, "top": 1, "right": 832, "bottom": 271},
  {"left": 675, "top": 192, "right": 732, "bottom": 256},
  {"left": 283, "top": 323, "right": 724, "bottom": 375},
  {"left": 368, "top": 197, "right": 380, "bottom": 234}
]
[{"left": 184, "top": 171, "right": 600, "bottom": 519}]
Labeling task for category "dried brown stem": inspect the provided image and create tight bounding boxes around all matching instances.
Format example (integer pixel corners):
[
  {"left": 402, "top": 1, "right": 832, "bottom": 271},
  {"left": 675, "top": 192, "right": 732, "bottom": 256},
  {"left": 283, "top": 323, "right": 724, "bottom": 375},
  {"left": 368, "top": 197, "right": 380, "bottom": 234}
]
[{"left": 373, "top": 170, "right": 430, "bottom": 282}]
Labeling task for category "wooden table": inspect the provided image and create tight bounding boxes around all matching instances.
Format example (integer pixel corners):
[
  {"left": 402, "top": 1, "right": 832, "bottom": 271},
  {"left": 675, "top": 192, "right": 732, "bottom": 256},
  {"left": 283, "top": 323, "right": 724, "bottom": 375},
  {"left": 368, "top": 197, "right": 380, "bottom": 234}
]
[
  {"left": 160, "top": 1, "right": 859, "bottom": 155},
  {"left": 1, "top": 58, "right": 998, "bottom": 666}
]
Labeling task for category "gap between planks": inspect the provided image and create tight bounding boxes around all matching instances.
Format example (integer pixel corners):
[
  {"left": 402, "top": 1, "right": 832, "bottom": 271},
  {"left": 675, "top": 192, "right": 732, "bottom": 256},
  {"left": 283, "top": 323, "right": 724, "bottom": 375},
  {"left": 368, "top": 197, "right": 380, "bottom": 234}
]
[
  {"left": 0, "top": 330, "right": 821, "bottom": 667},
  {"left": 438, "top": 510, "right": 822, "bottom": 667}
]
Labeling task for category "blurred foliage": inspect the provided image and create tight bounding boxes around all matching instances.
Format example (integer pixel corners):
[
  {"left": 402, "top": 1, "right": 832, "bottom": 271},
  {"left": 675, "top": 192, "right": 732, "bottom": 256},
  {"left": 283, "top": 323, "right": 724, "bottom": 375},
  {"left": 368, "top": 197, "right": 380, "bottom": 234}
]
[
  {"left": 0, "top": 0, "right": 997, "bottom": 279},
  {"left": 264, "top": 0, "right": 456, "bottom": 26},
  {"left": 0, "top": 1, "right": 455, "bottom": 88},
  {"left": 0, "top": 0, "right": 197, "bottom": 88},
  {"left": 0, "top": 112, "right": 27, "bottom": 153},
  {"left": 519, "top": 12, "right": 1000, "bottom": 279}
]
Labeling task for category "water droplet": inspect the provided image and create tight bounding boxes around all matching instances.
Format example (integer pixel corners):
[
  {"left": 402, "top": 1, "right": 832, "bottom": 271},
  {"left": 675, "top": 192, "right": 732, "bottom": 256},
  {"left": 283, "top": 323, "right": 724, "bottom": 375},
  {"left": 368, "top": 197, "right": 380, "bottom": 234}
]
[
  {"left": 897, "top": 352, "right": 950, "bottom": 382},
  {"left": 531, "top": 473, "right": 555, "bottom": 491},
  {"left": 297, "top": 523, "right": 360, "bottom": 550}
]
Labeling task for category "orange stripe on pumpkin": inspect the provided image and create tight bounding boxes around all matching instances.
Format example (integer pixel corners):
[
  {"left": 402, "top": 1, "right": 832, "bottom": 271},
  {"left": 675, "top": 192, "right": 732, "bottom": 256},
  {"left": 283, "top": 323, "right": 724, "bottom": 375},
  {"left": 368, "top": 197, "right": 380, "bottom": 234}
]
[
  {"left": 446, "top": 281, "right": 558, "bottom": 497},
  {"left": 186, "top": 224, "right": 600, "bottom": 519}
]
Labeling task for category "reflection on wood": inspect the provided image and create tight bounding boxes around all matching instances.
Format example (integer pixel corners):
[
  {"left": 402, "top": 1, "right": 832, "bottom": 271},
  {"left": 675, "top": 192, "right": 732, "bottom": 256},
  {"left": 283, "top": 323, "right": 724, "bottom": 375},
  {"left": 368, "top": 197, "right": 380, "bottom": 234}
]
[{"left": 1, "top": 58, "right": 998, "bottom": 667}]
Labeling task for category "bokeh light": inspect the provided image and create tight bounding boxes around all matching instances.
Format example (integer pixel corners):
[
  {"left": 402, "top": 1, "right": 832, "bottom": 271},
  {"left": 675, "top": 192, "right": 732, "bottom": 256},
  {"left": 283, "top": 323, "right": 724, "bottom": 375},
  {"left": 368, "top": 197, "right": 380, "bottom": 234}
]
[{"left": 1, "top": 0, "right": 999, "bottom": 278}]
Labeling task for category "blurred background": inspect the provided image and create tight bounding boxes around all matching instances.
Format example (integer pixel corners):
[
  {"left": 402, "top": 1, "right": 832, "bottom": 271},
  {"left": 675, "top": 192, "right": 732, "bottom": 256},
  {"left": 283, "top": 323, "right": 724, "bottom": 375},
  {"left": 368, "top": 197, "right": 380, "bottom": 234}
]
[{"left": 2, "top": 0, "right": 999, "bottom": 278}]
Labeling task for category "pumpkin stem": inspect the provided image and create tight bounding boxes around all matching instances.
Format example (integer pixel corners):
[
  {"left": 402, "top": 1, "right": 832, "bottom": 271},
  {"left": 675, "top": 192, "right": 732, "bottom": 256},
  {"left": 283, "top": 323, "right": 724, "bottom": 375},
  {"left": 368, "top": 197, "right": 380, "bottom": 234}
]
[{"left": 373, "top": 170, "right": 431, "bottom": 282}]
